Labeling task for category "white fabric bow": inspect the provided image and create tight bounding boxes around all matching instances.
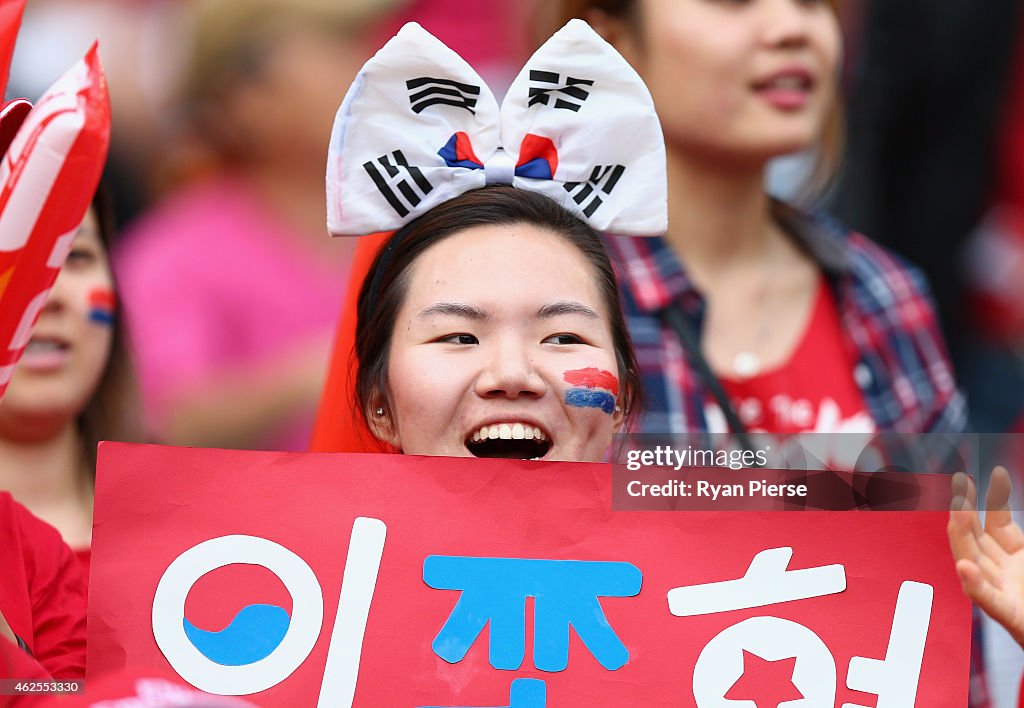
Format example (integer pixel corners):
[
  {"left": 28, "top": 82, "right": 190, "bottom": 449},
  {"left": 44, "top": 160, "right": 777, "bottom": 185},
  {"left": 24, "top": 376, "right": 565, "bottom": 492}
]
[{"left": 326, "top": 20, "right": 667, "bottom": 237}]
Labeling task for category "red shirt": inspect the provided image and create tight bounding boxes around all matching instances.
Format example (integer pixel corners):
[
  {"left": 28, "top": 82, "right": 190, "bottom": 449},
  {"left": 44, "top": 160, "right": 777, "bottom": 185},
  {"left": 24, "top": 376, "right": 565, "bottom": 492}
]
[
  {"left": 74, "top": 548, "right": 91, "bottom": 587},
  {"left": 0, "top": 492, "right": 87, "bottom": 679},
  {"left": 709, "top": 278, "right": 875, "bottom": 435}
]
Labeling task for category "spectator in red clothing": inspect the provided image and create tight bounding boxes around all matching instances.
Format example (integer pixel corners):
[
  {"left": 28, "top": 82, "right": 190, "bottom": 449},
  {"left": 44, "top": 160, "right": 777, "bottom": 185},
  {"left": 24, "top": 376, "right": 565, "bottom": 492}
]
[
  {"left": 0, "top": 491, "right": 87, "bottom": 680},
  {"left": 542, "top": 0, "right": 963, "bottom": 440},
  {"left": 0, "top": 187, "right": 140, "bottom": 581},
  {"left": 542, "top": 3, "right": 975, "bottom": 701}
]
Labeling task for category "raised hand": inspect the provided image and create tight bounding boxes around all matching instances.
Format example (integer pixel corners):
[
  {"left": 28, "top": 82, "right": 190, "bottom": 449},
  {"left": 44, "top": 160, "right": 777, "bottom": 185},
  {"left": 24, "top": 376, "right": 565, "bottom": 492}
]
[{"left": 948, "top": 466, "right": 1024, "bottom": 645}]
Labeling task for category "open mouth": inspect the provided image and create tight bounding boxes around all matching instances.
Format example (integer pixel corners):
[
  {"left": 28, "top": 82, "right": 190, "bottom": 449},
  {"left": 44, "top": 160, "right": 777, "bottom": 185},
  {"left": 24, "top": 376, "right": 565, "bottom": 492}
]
[
  {"left": 25, "top": 336, "right": 69, "bottom": 355},
  {"left": 465, "top": 422, "right": 552, "bottom": 460},
  {"left": 753, "top": 74, "right": 813, "bottom": 92}
]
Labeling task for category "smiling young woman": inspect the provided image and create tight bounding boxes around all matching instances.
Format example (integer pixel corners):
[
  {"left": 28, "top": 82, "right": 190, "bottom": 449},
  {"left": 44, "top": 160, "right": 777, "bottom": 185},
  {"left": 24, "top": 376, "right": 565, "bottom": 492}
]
[
  {"left": 356, "top": 186, "right": 641, "bottom": 462},
  {"left": 543, "top": 0, "right": 962, "bottom": 438},
  {"left": 542, "top": 1, "right": 980, "bottom": 702}
]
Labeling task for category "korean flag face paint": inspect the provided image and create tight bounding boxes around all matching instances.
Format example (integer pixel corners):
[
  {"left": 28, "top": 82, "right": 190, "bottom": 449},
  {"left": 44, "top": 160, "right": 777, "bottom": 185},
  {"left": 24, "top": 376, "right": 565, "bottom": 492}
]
[
  {"left": 563, "top": 368, "right": 619, "bottom": 415},
  {"left": 88, "top": 286, "right": 116, "bottom": 326}
]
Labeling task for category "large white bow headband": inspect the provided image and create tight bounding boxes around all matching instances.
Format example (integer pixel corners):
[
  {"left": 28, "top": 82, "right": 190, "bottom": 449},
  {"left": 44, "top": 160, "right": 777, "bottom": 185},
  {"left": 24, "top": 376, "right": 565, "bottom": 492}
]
[{"left": 326, "top": 20, "right": 667, "bottom": 237}]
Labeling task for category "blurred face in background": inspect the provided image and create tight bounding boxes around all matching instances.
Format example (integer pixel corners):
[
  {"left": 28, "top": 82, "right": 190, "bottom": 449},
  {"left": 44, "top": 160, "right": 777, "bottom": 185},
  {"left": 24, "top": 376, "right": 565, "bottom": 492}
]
[
  {"left": 604, "top": 0, "right": 841, "bottom": 165},
  {"left": 231, "top": 27, "right": 369, "bottom": 170},
  {"left": 0, "top": 208, "right": 115, "bottom": 438}
]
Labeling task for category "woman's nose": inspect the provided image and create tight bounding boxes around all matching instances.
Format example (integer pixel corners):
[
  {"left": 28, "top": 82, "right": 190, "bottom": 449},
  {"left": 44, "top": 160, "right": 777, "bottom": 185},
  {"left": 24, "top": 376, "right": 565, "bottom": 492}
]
[
  {"left": 39, "top": 272, "right": 70, "bottom": 315},
  {"left": 475, "top": 340, "right": 547, "bottom": 400},
  {"left": 761, "top": 0, "right": 812, "bottom": 49}
]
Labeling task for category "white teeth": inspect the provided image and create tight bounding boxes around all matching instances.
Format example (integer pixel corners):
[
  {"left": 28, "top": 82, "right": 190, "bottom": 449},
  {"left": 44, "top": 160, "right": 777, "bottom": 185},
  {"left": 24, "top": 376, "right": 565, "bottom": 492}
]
[
  {"left": 26, "top": 340, "right": 61, "bottom": 353},
  {"left": 468, "top": 422, "right": 548, "bottom": 443}
]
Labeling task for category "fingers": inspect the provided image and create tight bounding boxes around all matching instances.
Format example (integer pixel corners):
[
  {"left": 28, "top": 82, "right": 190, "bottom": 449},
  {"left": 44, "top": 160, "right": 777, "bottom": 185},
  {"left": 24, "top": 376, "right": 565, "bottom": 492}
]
[
  {"left": 951, "top": 471, "right": 970, "bottom": 509},
  {"left": 950, "top": 468, "right": 1024, "bottom": 644},
  {"left": 985, "top": 466, "right": 1024, "bottom": 553},
  {"left": 950, "top": 472, "right": 982, "bottom": 537},
  {"left": 966, "top": 471, "right": 978, "bottom": 510},
  {"left": 948, "top": 493, "right": 983, "bottom": 563},
  {"left": 977, "top": 531, "right": 1012, "bottom": 567},
  {"left": 986, "top": 466, "right": 1012, "bottom": 516},
  {"left": 956, "top": 559, "right": 1004, "bottom": 619},
  {"left": 958, "top": 558, "right": 1024, "bottom": 647}
]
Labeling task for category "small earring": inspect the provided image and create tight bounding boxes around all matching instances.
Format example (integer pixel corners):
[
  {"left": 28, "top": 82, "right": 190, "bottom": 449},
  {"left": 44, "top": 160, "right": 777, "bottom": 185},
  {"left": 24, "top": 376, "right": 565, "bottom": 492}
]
[
  {"left": 614, "top": 405, "right": 623, "bottom": 414},
  {"left": 375, "top": 408, "right": 384, "bottom": 416}
]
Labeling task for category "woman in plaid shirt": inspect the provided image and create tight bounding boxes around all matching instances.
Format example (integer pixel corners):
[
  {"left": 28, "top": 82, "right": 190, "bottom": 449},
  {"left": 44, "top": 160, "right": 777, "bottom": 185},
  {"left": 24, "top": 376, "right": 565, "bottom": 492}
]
[
  {"left": 543, "top": 0, "right": 963, "bottom": 439},
  {"left": 547, "top": 0, "right": 974, "bottom": 700}
]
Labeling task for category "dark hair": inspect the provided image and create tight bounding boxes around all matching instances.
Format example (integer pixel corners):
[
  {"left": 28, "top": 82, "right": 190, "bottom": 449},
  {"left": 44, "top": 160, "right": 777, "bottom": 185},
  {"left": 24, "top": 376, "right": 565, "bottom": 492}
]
[
  {"left": 355, "top": 186, "right": 642, "bottom": 439},
  {"left": 77, "top": 184, "right": 142, "bottom": 478}
]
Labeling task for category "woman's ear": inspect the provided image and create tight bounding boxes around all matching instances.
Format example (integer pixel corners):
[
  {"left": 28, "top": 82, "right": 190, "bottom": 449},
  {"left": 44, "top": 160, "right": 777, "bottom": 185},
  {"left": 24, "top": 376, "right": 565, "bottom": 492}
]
[
  {"left": 612, "top": 400, "right": 627, "bottom": 434},
  {"left": 366, "top": 400, "right": 401, "bottom": 449}
]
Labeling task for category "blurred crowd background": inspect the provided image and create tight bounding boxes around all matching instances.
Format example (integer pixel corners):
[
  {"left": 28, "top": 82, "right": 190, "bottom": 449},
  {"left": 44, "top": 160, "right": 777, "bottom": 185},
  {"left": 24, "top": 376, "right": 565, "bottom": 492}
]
[{"left": 5, "top": 0, "right": 1024, "bottom": 702}]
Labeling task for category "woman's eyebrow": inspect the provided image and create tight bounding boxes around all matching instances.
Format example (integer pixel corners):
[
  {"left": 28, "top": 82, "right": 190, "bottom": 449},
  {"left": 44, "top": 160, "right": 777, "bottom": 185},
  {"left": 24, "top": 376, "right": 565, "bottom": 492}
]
[
  {"left": 417, "top": 302, "right": 489, "bottom": 320},
  {"left": 537, "top": 301, "right": 599, "bottom": 319}
]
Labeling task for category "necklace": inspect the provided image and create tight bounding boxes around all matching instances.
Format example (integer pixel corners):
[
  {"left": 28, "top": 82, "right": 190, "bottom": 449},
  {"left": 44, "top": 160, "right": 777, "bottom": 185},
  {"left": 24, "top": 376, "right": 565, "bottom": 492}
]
[
  {"left": 722, "top": 240, "right": 780, "bottom": 380},
  {"left": 732, "top": 350, "right": 762, "bottom": 378}
]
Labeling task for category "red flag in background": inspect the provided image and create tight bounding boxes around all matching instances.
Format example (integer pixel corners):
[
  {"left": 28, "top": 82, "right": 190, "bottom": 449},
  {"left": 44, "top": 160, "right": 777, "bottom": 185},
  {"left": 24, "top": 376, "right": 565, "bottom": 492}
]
[{"left": 309, "top": 231, "right": 396, "bottom": 453}]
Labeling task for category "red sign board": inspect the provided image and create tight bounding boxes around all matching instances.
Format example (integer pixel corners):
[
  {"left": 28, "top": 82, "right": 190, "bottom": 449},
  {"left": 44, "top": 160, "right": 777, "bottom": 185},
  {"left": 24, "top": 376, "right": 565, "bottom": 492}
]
[{"left": 89, "top": 444, "right": 969, "bottom": 706}]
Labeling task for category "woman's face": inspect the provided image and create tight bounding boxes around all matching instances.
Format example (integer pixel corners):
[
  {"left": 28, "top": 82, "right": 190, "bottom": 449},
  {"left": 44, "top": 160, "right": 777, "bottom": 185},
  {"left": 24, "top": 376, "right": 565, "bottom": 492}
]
[
  {"left": 620, "top": 0, "right": 841, "bottom": 162},
  {"left": 0, "top": 208, "right": 115, "bottom": 433},
  {"left": 377, "top": 223, "right": 625, "bottom": 462}
]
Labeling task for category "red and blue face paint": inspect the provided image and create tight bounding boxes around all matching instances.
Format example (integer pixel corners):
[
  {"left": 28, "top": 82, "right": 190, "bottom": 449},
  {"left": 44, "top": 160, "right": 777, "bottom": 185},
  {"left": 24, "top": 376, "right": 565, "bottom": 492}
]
[
  {"left": 563, "top": 368, "right": 619, "bottom": 415},
  {"left": 87, "top": 287, "right": 116, "bottom": 326}
]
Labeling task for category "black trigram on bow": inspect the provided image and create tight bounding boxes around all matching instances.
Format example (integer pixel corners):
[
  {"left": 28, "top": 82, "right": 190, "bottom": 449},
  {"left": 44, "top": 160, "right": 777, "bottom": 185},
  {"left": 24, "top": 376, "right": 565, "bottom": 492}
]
[
  {"left": 363, "top": 150, "right": 433, "bottom": 217},
  {"left": 407, "top": 76, "right": 481, "bottom": 114},
  {"left": 528, "top": 70, "right": 594, "bottom": 112},
  {"left": 564, "top": 165, "right": 625, "bottom": 217}
]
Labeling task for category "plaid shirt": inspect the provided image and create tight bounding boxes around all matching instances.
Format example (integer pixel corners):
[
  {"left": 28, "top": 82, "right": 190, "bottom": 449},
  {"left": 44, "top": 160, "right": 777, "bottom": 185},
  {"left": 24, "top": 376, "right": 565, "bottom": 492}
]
[
  {"left": 604, "top": 201, "right": 967, "bottom": 436},
  {"left": 606, "top": 201, "right": 985, "bottom": 706}
]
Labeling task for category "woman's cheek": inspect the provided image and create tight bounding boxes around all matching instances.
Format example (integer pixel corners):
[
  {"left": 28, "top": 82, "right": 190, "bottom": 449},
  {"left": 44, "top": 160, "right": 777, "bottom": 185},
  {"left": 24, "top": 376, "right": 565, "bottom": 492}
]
[
  {"left": 562, "top": 367, "right": 619, "bottom": 416},
  {"left": 87, "top": 286, "right": 116, "bottom": 327}
]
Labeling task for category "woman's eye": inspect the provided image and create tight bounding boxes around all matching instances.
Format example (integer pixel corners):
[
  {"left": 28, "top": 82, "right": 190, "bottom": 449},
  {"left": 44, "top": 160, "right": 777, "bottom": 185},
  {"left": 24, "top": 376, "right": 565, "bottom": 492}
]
[
  {"left": 64, "top": 248, "right": 96, "bottom": 266},
  {"left": 437, "top": 334, "right": 478, "bottom": 345},
  {"left": 543, "top": 333, "right": 584, "bottom": 345}
]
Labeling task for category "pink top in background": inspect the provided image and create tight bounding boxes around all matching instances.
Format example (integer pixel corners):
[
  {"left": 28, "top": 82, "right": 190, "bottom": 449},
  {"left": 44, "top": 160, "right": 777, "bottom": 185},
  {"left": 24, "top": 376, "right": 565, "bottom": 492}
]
[{"left": 114, "top": 176, "right": 348, "bottom": 451}]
